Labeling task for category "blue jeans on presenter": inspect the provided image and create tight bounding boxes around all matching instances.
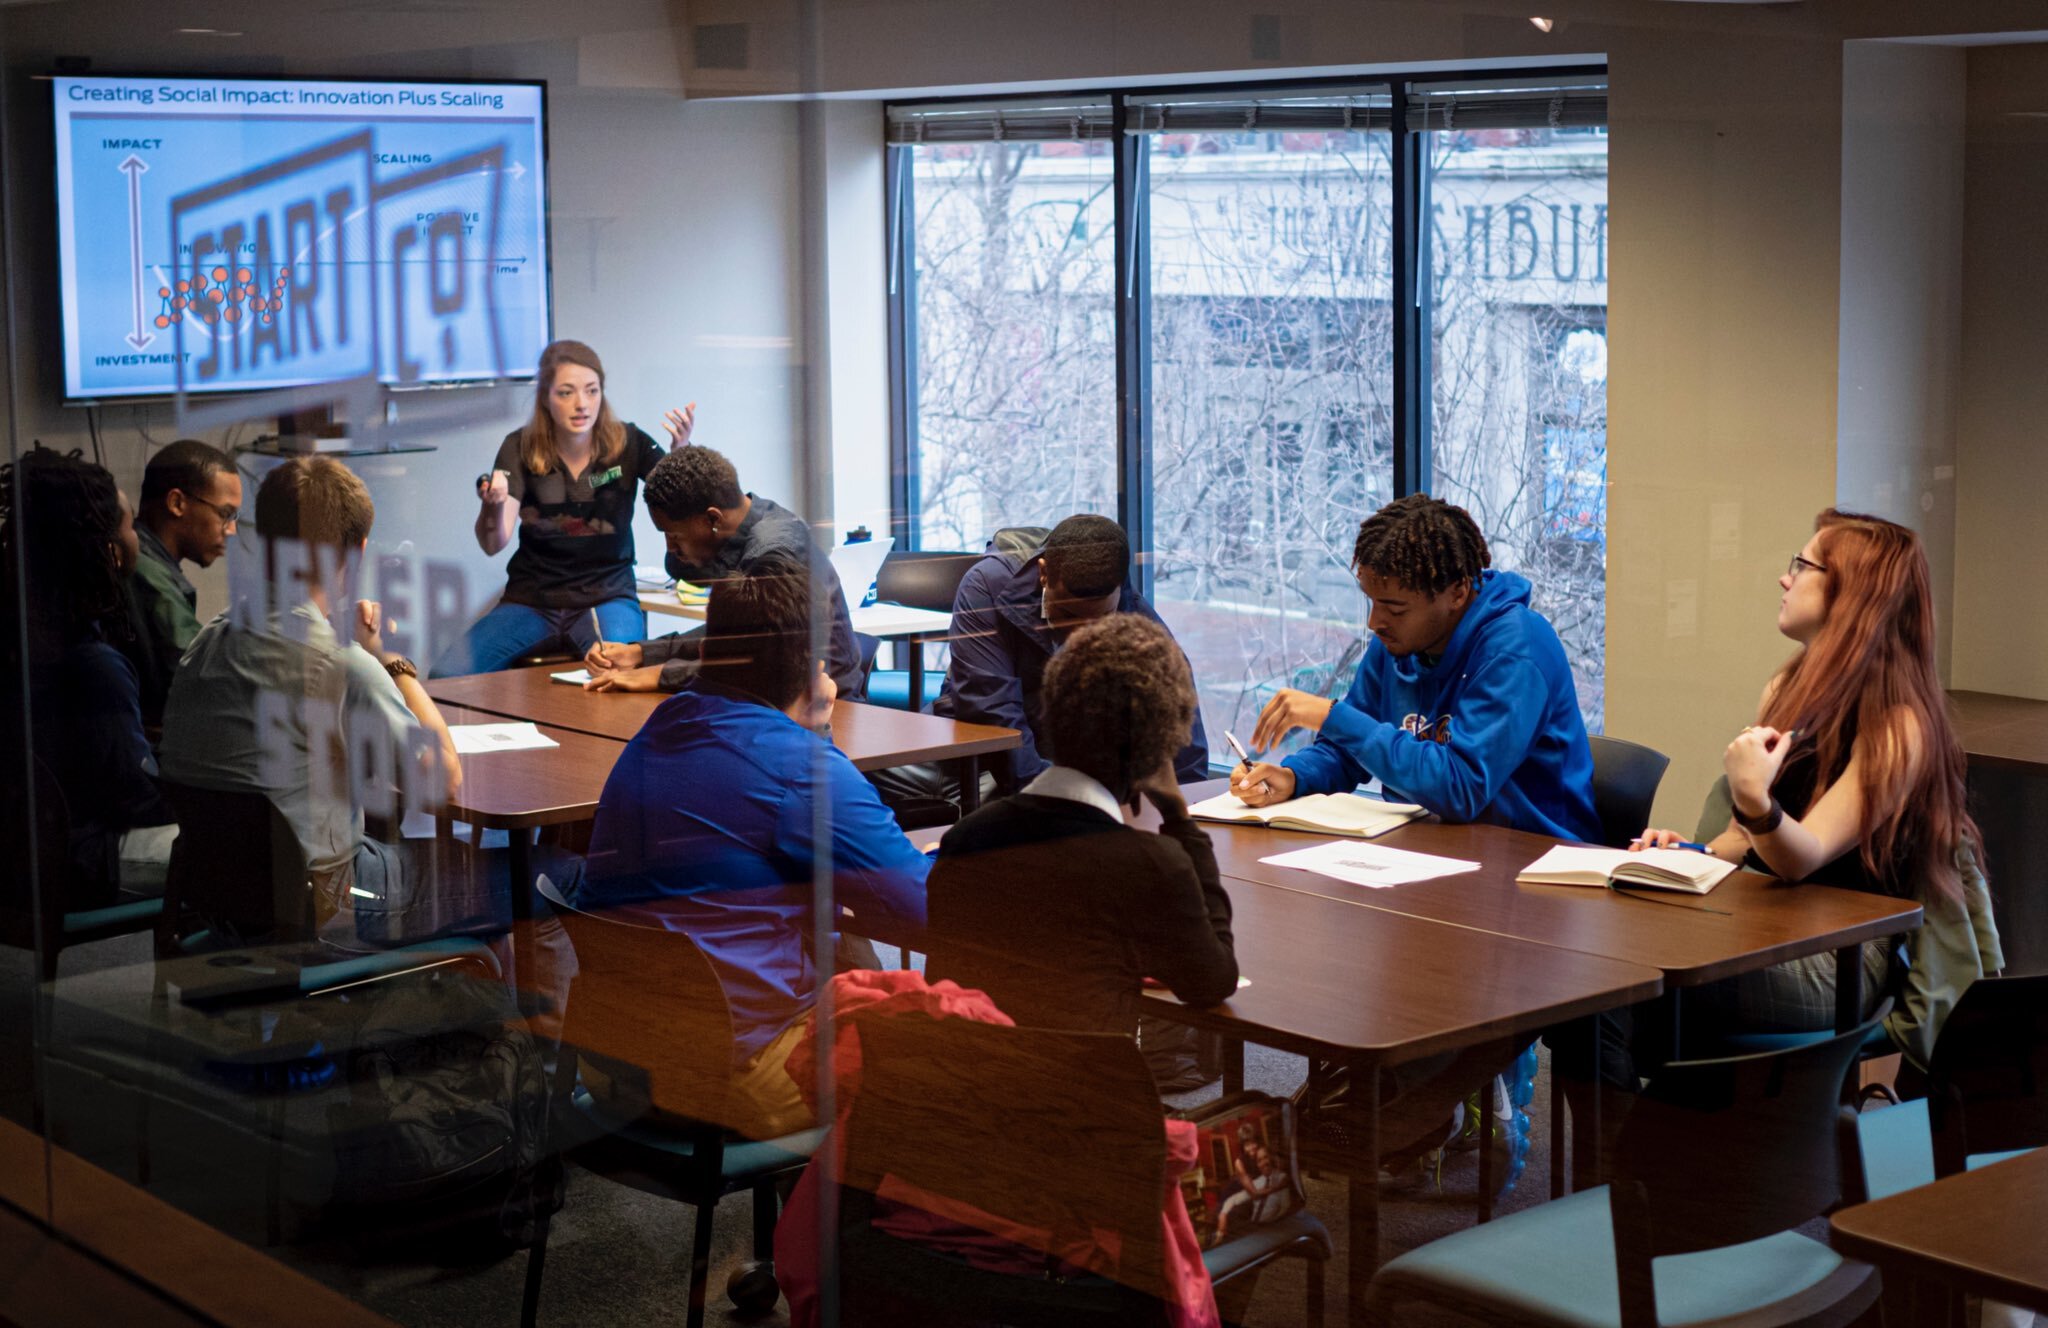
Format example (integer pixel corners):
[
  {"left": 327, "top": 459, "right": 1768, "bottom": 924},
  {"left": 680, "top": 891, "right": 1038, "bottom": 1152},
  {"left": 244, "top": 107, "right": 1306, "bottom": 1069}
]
[{"left": 431, "top": 596, "right": 646, "bottom": 677}]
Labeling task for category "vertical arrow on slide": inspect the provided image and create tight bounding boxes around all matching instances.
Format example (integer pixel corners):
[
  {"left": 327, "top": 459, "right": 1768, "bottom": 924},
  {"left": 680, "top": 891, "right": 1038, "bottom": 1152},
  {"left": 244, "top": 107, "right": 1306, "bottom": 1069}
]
[{"left": 119, "top": 154, "right": 153, "bottom": 350}]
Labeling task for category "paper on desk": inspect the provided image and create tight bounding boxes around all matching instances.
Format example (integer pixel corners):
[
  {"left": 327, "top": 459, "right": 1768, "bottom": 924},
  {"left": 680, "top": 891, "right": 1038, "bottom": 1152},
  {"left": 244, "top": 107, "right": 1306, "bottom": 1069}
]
[
  {"left": 448, "top": 722, "right": 558, "bottom": 755},
  {"left": 550, "top": 668, "right": 593, "bottom": 685},
  {"left": 1258, "top": 839, "right": 1480, "bottom": 889}
]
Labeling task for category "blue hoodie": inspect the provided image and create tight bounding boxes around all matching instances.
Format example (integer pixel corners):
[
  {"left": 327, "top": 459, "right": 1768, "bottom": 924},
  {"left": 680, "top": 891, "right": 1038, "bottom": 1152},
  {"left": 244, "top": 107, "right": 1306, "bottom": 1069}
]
[{"left": 1282, "top": 569, "right": 1599, "bottom": 842}]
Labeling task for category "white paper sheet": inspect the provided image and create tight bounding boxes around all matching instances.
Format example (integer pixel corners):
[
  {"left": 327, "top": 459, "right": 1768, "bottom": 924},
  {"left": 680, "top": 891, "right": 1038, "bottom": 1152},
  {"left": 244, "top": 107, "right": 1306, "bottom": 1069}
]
[
  {"left": 1258, "top": 839, "right": 1480, "bottom": 889},
  {"left": 448, "top": 722, "right": 559, "bottom": 755},
  {"left": 549, "top": 668, "right": 593, "bottom": 685}
]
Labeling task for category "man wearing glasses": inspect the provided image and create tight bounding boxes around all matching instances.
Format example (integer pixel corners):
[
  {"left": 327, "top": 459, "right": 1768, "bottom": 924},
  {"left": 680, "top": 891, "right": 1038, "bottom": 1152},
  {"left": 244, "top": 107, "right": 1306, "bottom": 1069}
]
[{"left": 132, "top": 438, "right": 240, "bottom": 723}]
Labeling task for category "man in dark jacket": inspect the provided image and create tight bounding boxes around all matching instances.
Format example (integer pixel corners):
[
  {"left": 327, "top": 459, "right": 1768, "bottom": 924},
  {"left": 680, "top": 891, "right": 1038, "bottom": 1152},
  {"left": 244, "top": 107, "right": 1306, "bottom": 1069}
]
[
  {"left": 582, "top": 446, "right": 865, "bottom": 699},
  {"left": 935, "top": 514, "right": 1210, "bottom": 795}
]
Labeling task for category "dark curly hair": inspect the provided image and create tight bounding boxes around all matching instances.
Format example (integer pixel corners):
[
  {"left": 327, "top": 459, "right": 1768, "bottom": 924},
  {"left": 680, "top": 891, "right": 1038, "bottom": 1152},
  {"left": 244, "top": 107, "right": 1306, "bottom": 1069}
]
[
  {"left": 1039, "top": 614, "right": 1196, "bottom": 798},
  {"left": 700, "top": 550, "right": 815, "bottom": 709},
  {"left": 1352, "top": 494, "right": 1490, "bottom": 596},
  {"left": 0, "top": 449, "right": 129, "bottom": 654},
  {"left": 645, "top": 445, "right": 744, "bottom": 521}
]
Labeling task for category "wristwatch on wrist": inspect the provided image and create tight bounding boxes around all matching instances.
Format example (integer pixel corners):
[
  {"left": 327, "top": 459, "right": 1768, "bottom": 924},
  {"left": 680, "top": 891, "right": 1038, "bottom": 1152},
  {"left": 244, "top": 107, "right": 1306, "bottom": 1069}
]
[
  {"left": 383, "top": 656, "right": 419, "bottom": 682},
  {"left": 1733, "top": 795, "right": 1784, "bottom": 836}
]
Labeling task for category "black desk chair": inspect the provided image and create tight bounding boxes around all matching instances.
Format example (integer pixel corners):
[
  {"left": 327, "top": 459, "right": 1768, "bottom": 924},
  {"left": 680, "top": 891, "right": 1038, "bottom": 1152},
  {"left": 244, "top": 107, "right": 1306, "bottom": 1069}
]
[
  {"left": 835, "top": 1015, "right": 1329, "bottom": 1327},
  {"left": 523, "top": 875, "right": 819, "bottom": 1328},
  {"left": 0, "top": 756, "right": 165, "bottom": 983},
  {"left": 864, "top": 549, "right": 976, "bottom": 710},
  {"left": 1370, "top": 1014, "right": 1885, "bottom": 1328},
  {"left": 1588, "top": 734, "right": 1671, "bottom": 849}
]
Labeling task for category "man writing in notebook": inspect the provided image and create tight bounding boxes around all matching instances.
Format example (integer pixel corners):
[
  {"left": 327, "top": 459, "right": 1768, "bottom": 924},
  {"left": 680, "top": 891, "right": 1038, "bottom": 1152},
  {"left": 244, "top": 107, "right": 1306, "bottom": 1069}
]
[{"left": 1231, "top": 494, "right": 1599, "bottom": 842}]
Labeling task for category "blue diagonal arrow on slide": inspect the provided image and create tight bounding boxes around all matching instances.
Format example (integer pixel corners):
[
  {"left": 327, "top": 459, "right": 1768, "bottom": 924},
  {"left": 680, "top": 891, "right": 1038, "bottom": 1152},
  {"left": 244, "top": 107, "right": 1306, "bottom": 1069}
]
[{"left": 119, "top": 154, "right": 153, "bottom": 351}]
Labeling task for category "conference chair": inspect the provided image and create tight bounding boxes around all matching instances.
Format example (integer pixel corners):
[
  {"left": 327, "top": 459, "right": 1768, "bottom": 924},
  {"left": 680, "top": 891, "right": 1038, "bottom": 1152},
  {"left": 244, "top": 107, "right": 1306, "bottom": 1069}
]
[
  {"left": 1588, "top": 734, "right": 1671, "bottom": 850},
  {"left": 863, "top": 548, "right": 976, "bottom": 710},
  {"left": 834, "top": 1015, "right": 1330, "bottom": 1327},
  {"left": 0, "top": 756, "right": 164, "bottom": 983},
  {"left": 1367, "top": 1014, "right": 1885, "bottom": 1328},
  {"left": 523, "top": 875, "right": 820, "bottom": 1328}
]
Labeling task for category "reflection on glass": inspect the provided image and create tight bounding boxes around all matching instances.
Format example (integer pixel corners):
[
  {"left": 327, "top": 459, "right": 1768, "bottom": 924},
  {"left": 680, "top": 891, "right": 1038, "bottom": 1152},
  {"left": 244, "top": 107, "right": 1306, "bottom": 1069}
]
[
  {"left": 1148, "top": 127, "right": 1395, "bottom": 764},
  {"left": 1426, "top": 124, "right": 1609, "bottom": 729},
  {"left": 909, "top": 141, "right": 1117, "bottom": 550}
]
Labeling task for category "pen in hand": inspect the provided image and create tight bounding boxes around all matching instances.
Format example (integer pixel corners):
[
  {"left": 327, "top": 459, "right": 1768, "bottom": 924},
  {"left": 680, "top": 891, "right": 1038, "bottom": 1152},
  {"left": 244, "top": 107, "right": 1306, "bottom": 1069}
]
[
  {"left": 589, "top": 609, "right": 609, "bottom": 667},
  {"left": 1225, "top": 731, "right": 1270, "bottom": 798}
]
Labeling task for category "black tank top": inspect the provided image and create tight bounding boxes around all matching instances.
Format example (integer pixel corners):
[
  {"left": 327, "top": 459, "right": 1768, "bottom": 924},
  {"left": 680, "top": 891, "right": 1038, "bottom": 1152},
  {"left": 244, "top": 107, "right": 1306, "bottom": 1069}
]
[{"left": 1743, "top": 720, "right": 1920, "bottom": 899}]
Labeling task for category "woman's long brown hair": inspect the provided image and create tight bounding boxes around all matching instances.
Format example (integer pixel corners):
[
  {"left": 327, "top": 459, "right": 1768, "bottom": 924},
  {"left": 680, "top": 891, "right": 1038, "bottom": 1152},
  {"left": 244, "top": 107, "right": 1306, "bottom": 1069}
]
[
  {"left": 1760, "top": 508, "right": 1976, "bottom": 903},
  {"left": 518, "top": 340, "right": 626, "bottom": 476}
]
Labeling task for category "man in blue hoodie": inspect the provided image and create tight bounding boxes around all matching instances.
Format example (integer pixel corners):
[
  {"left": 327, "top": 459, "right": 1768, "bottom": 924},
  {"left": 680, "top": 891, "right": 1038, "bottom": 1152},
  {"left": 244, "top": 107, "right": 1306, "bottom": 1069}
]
[{"left": 1231, "top": 494, "right": 1598, "bottom": 842}]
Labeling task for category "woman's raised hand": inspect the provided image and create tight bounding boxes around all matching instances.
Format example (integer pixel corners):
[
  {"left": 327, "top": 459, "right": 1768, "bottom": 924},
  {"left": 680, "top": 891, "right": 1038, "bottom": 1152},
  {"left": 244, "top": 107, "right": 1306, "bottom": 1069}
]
[{"left": 662, "top": 402, "right": 698, "bottom": 450}]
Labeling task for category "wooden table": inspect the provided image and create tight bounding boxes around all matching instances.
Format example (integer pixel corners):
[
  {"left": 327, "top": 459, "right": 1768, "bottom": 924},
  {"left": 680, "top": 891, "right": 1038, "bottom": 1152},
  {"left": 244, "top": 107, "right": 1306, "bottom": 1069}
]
[
  {"left": 1830, "top": 1149, "right": 2048, "bottom": 1315},
  {"left": 1949, "top": 689, "right": 2048, "bottom": 775},
  {"left": 1141, "top": 879, "right": 1663, "bottom": 1316},
  {"left": 427, "top": 666, "right": 1018, "bottom": 808},
  {"left": 1162, "top": 781, "right": 1921, "bottom": 1030}
]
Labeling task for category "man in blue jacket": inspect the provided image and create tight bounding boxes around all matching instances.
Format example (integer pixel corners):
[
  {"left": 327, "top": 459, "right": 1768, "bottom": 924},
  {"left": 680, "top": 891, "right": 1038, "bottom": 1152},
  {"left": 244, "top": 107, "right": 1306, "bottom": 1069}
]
[
  {"left": 1231, "top": 494, "right": 1598, "bottom": 842},
  {"left": 581, "top": 552, "right": 929, "bottom": 1138},
  {"left": 934, "top": 514, "right": 1210, "bottom": 796}
]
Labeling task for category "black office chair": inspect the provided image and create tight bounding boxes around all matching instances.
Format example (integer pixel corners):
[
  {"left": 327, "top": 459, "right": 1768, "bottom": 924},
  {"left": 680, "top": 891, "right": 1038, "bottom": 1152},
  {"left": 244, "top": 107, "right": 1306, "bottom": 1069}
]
[
  {"left": 157, "top": 781, "right": 323, "bottom": 952},
  {"left": 1588, "top": 734, "right": 1671, "bottom": 849},
  {"left": 834, "top": 1015, "right": 1329, "bottom": 1327},
  {"left": 523, "top": 875, "right": 819, "bottom": 1328},
  {"left": 1369, "top": 1014, "right": 1885, "bottom": 1328},
  {"left": 0, "top": 756, "right": 166, "bottom": 983},
  {"left": 865, "top": 549, "right": 977, "bottom": 711}
]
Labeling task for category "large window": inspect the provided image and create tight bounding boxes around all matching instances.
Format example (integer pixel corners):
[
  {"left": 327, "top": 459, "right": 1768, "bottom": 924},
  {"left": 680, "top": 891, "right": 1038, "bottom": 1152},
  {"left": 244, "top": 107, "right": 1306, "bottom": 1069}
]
[
  {"left": 889, "top": 76, "right": 1608, "bottom": 760},
  {"left": 894, "top": 104, "right": 1118, "bottom": 550}
]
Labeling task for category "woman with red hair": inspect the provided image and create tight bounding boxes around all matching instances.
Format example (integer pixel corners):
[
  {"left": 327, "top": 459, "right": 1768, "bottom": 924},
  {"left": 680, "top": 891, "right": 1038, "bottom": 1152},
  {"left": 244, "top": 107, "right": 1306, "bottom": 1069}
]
[{"left": 1637, "top": 509, "right": 1998, "bottom": 1045}]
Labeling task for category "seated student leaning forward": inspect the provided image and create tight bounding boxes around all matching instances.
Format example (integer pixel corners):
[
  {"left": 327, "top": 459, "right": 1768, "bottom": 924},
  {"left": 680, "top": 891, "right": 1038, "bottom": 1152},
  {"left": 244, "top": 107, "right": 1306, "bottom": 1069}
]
[
  {"left": 925, "top": 613, "right": 1238, "bottom": 1041},
  {"left": 1233, "top": 494, "right": 1599, "bottom": 843},
  {"left": 934, "top": 515, "right": 1210, "bottom": 794},
  {"left": 578, "top": 445, "right": 865, "bottom": 700},
  {"left": 578, "top": 552, "right": 928, "bottom": 1139}
]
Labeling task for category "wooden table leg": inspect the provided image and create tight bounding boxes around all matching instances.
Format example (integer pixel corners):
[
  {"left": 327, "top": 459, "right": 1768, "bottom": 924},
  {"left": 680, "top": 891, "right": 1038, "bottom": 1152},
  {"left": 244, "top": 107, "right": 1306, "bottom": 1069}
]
[
  {"left": 955, "top": 757, "right": 980, "bottom": 814},
  {"left": 1221, "top": 1039, "right": 1245, "bottom": 1095},
  {"left": 906, "top": 638, "right": 926, "bottom": 712},
  {"left": 1550, "top": 1055, "right": 1567, "bottom": 1200},
  {"left": 1347, "top": 1060, "right": 1382, "bottom": 1319},
  {"left": 1478, "top": 1073, "right": 1496, "bottom": 1222}
]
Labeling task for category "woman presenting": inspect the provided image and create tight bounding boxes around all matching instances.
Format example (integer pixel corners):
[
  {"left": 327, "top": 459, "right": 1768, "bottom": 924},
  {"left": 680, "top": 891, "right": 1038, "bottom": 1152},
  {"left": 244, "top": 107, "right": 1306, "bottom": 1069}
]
[{"left": 432, "top": 339, "right": 693, "bottom": 677}]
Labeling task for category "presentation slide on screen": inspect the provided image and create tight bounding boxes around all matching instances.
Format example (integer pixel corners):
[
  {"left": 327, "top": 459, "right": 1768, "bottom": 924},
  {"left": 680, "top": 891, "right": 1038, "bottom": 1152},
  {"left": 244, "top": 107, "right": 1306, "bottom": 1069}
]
[{"left": 53, "top": 76, "right": 552, "bottom": 401}]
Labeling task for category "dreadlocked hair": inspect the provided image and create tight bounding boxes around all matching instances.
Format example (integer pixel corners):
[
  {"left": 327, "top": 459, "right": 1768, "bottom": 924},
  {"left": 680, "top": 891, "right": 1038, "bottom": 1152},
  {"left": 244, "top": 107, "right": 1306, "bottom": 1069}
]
[
  {"left": 1352, "top": 494, "right": 1490, "bottom": 596},
  {"left": 0, "top": 449, "right": 130, "bottom": 663}
]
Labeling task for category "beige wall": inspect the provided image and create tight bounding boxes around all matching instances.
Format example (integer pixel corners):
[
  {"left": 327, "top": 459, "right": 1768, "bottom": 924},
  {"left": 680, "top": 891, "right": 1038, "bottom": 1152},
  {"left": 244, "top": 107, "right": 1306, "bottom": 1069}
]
[{"left": 1954, "top": 42, "right": 2048, "bottom": 700}]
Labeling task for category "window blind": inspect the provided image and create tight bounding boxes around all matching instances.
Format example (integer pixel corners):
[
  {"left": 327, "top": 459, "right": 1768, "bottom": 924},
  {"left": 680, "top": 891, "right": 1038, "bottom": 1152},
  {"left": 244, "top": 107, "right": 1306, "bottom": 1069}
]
[
  {"left": 1124, "top": 87, "right": 1392, "bottom": 134},
  {"left": 886, "top": 98, "right": 1115, "bottom": 144},
  {"left": 1404, "top": 77, "right": 1607, "bottom": 131}
]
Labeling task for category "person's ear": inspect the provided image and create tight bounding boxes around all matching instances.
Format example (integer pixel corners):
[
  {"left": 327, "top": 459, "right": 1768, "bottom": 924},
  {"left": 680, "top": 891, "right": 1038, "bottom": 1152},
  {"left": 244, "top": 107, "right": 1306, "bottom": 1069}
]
[{"left": 164, "top": 489, "right": 187, "bottom": 519}]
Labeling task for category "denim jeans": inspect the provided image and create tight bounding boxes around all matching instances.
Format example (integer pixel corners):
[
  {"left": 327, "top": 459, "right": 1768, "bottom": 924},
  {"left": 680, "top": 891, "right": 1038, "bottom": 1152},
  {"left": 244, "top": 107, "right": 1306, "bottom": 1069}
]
[{"left": 430, "top": 595, "right": 646, "bottom": 677}]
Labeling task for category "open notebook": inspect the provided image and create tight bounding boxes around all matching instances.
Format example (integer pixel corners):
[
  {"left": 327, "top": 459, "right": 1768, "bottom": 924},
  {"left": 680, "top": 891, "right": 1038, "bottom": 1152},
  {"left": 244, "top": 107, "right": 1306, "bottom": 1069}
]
[
  {"left": 1516, "top": 845, "right": 1738, "bottom": 895},
  {"left": 1187, "top": 791, "right": 1425, "bottom": 839}
]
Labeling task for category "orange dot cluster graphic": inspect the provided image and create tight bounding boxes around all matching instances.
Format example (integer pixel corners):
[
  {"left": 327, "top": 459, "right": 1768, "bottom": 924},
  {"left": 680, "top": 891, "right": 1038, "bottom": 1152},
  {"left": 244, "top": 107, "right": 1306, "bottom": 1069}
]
[{"left": 154, "top": 265, "right": 291, "bottom": 329}]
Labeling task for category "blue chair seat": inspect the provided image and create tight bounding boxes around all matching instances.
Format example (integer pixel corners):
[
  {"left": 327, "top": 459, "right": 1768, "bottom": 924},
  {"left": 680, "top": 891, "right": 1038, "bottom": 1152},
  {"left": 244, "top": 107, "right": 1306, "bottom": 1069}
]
[
  {"left": 569, "top": 1087, "right": 821, "bottom": 1183},
  {"left": 1372, "top": 1185, "right": 1855, "bottom": 1328},
  {"left": 865, "top": 670, "right": 914, "bottom": 712},
  {"left": 62, "top": 896, "right": 163, "bottom": 938},
  {"left": 1692, "top": 1021, "right": 1894, "bottom": 1058}
]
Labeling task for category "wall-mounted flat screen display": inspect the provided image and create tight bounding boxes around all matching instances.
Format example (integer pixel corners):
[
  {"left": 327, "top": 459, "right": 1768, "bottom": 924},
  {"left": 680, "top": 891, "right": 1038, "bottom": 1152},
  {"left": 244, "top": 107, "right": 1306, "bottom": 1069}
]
[{"left": 53, "top": 74, "right": 551, "bottom": 401}]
